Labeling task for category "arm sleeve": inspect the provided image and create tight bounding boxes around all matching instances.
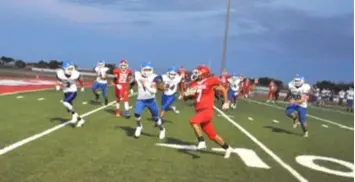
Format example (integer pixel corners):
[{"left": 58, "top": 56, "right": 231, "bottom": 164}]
[{"left": 209, "top": 77, "right": 221, "bottom": 87}]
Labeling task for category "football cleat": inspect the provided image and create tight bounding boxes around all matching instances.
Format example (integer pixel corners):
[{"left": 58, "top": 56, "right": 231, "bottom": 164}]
[
  {"left": 159, "top": 128, "right": 166, "bottom": 140},
  {"left": 134, "top": 126, "right": 142, "bottom": 138},
  {"left": 70, "top": 113, "right": 79, "bottom": 124},
  {"left": 304, "top": 131, "right": 309, "bottom": 138},
  {"left": 76, "top": 119, "right": 85, "bottom": 128},
  {"left": 197, "top": 141, "right": 207, "bottom": 150},
  {"left": 224, "top": 146, "right": 233, "bottom": 159}
]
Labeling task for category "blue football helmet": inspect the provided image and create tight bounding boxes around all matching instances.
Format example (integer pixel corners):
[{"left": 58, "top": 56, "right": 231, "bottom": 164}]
[
  {"left": 293, "top": 74, "right": 304, "bottom": 87},
  {"left": 141, "top": 62, "right": 154, "bottom": 77},
  {"left": 167, "top": 66, "right": 177, "bottom": 79},
  {"left": 62, "top": 61, "right": 75, "bottom": 75},
  {"left": 97, "top": 60, "right": 105, "bottom": 68}
]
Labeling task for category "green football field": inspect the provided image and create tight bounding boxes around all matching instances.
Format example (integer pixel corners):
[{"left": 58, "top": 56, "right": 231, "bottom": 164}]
[{"left": 0, "top": 88, "right": 353, "bottom": 182}]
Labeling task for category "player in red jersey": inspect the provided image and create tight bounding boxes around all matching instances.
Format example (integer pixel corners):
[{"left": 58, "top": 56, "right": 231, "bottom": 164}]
[
  {"left": 178, "top": 66, "right": 188, "bottom": 98},
  {"left": 183, "top": 65, "right": 233, "bottom": 158},
  {"left": 243, "top": 78, "right": 252, "bottom": 98},
  {"left": 113, "top": 60, "right": 133, "bottom": 117},
  {"left": 267, "top": 80, "right": 278, "bottom": 103},
  {"left": 219, "top": 68, "right": 231, "bottom": 89}
]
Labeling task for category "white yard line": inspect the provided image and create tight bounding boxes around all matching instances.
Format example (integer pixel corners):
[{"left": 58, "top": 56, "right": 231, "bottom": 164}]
[
  {"left": 248, "top": 100, "right": 354, "bottom": 131},
  {"left": 16, "top": 96, "right": 24, "bottom": 99},
  {"left": 0, "top": 93, "right": 136, "bottom": 156},
  {"left": 37, "top": 97, "right": 45, "bottom": 101},
  {"left": 248, "top": 117, "right": 254, "bottom": 121},
  {"left": 273, "top": 120, "right": 280, "bottom": 124},
  {"left": 0, "top": 101, "right": 115, "bottom": 156},
  {"left": 214, "top": 106, "right": 309, "bottom": 182}
]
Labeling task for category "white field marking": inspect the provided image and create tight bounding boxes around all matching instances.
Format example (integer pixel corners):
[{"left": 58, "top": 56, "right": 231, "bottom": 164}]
[
  {"left": 82, "top": 101, "right": 88, "bottom": 105},
  {"left": 273, "top": 120, "right": 280, "bottom": 123},
  {"left": 248, "top": 99, "right": 354, "bottom": 131},
  {"left": 322, "top": 124, "right": 329, "bottom": 128},
  {"left": 37, "top": 97, "right": 45, "bottom": 101},
  {"left": 214, "top": 106, "right": 309, "bottom": 182},
  {"left": 16, "top": 96, "right": 24, "bottom": 99},
  {"left": 0, "top": 88, "right": 54, "bottom": 96},
  {"left": 0, "top": 93, "right": 137, "bottom": 156},
  {"left": 248, "top": 117, "right": 254, "bottom": 121}
]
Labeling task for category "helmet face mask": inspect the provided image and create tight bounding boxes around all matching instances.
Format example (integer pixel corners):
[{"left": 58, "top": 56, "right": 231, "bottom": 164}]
[
  {"left": 141, "top": 67, "right": 153, "bottom": 77},
  {"left": 119, "top": 60, "right": 128, "bottom": 71},
  {"left": 190, "top": 69, "right": 200, "bottom": 81},
  {"left": 293, "top": 78, "right": 304, "bottom": 87},
  {"left": 65, "top": 66, "right": 75, "bottom": 75},
  {"left": 168, "top": 71, "right": 177, "bottom": 79}
]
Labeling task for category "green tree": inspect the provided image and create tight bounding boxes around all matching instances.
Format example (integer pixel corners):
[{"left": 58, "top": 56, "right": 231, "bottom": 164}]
[
  {"left": 37, "top": 60, "right": 49, "bottom": 68},
  {"left": 48, "top": 60, "right": 61, "bottom": 69},
  {"left": 15, "top": 60, "right": 26, "bottom": 68},
  {"left": 1, "top": 56, "right": 15, "bottom": 64}
]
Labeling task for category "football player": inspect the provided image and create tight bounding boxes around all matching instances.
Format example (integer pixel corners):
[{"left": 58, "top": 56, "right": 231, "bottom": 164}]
[
  {"left": 267, "top": 80, "right": 277, "bottom": 103},
  {"left": 178, "top": 65, "right": 188, "bottom": 94},
  {"left": 227, "top": 73, "right": 242, "bottom": 109},
  {"left": 134, "top": 62, "right": 165, "bottom": 139},
  {"left": 92, "top": 60, "right": 109, "bottom": 105},
  {"left": 113, "top": 60, "right": 133, "bottom": 118},
  {"left": 56, "top": 61, "right": 85, "bottom": 127},
  {"left": 346, "top": 87, "right": 354, "bottom": 112},
  {"left": 183, "top": 65, "right": 233, "bottom": 158},
  {"left": 285, "top": 74, "right": 311, "bottom": 137},
  {"left": 160, "top": 66, "right": 183, "bottom": 119}
]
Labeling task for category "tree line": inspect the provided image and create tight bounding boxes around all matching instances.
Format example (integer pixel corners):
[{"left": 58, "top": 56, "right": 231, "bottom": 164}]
[{"left": 0, "top": 56, "right": 352, "bottom": 91}]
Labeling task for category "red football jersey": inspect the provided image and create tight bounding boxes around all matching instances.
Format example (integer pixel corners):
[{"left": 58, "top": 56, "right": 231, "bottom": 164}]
[
  {"left": 220, "top": 74, "right": 231, "bottom": 88},
  {"left": 189, "top": 77, "right": 220, "bottom": 110},
  {"left": 113, "top": 68, "right": 133, "bottom": 84},
  {"left": 178, "top": 69, "right": 188, "bottom": 81},
  {"left": 269, "top": 82, "right": 277, "bottom": 91}
]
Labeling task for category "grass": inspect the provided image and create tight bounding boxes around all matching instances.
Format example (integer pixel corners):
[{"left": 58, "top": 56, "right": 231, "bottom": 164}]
[{"left": 0, "top": 88, "right": 353, "bottom": 182}]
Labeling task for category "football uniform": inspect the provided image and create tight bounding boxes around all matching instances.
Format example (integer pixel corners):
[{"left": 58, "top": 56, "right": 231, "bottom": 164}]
[
  {"left": 339, "top": 90, "right": 345, "bottom": 104},
  {"left": 188, "top": 76, "right": 220, "bottom": 140},
  {"left": 220, "top": 74, "right": 231, "bottom": 89},
  {"left": 178, "top": 68, "right": 188, "bottom": 90},
  {"left": 57, "top": 69, "right": 81, "bottom": 104},
  {"left": 113, "top": 68, "right": 133, "bottom": 102},
  {"left": 268, "top": 82, "right": 277, "bottom": 98},
  {"left": 227, "top": 76, "right": 241, "bottom": 101},
  {"left": 346, "top": 89, "right": 354, "bottom": 107},
  {"left": 285, "top": 82, "right": 311, "bottom": 124},
  {"left": 161, "top": 74, "right": 182, "bottom": 111},
  {"left": 92, "top": 66, "right": 109, "bottom": 97},
  {"left": 134, "top": 71, "right": 161, "bottom": 119}
]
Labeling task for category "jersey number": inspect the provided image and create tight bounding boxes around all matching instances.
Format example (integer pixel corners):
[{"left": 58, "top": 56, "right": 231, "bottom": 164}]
[
  {"left": 63, "top": 81, "right": 71, "bottom": 88},
  {"left": 165, "top": 84, "right": 176, "bottom": 91},
  {"left": 196, "top": 89, "right": 202, "bottom": 102},
  {"left": 119, "top": 74, "right": 128, "bottom": 83}
]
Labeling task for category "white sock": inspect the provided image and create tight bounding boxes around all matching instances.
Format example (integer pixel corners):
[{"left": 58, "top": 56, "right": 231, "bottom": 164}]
[
  {"left": 116, "top": 103, "right": 120, "bottom": 110},
  {"left": 63, "top": 101, "right": 73, "bottom": 111},
  {"left": 171, "top": 106, "right": 177, "bottom": 111},
  {"left": 124, "top": 102, "right": 129, "bottom": 111}
]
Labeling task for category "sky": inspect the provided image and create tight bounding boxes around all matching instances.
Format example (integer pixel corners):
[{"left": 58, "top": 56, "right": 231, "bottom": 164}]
[{"left": 0, "top": 0, "right": 353, "bottom": 83}]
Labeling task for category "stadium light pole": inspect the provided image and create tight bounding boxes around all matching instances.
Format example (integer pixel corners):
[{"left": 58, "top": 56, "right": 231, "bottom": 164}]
[{"left": 220, "top": 0, "right": 231, "bottom": 74}]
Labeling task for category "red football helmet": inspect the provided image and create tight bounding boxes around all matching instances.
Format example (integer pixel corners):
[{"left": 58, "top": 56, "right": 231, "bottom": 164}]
[
  {"left": 191, "top": 65, "right": 211, "bottom": 81},
  {"left": 119, "top": 59, "right": 128, "bottom": 70}
]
